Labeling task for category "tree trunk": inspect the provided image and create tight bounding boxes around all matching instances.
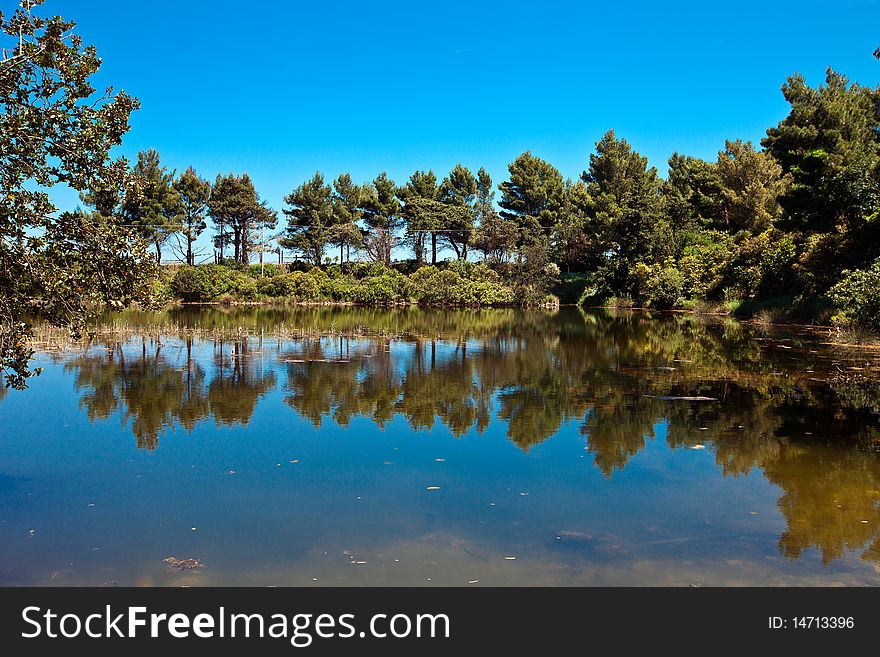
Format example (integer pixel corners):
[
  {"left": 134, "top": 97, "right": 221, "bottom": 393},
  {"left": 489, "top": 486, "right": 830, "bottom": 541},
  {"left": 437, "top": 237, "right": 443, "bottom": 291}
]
[{"left": 431, "top": 232, "right": 437, "bottom": 264}]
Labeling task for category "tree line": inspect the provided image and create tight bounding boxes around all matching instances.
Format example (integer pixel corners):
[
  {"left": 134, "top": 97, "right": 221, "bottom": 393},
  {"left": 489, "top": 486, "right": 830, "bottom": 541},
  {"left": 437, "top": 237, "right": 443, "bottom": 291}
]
[{"left": 91, "top": 65, "right": 880, "bottom": 323}]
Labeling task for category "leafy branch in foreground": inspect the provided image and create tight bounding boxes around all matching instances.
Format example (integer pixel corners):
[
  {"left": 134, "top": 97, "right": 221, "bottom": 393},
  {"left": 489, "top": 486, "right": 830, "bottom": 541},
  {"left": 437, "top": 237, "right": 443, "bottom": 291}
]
[{"left": 1, "top": 0, "right": 155, "bottom": 388}]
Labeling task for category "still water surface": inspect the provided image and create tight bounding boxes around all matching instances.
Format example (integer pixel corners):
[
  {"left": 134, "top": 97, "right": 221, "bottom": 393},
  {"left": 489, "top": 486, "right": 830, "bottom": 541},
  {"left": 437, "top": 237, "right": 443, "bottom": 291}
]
[{"left": 1, "top": 307, "right": 879, "bottom": 586}]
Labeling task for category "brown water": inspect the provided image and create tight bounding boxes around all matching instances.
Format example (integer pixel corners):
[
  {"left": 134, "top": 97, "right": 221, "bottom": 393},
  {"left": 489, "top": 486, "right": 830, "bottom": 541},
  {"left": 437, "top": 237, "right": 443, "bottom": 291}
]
[{"left": 1, "top": 306, "right": 879, "bottom": 586}]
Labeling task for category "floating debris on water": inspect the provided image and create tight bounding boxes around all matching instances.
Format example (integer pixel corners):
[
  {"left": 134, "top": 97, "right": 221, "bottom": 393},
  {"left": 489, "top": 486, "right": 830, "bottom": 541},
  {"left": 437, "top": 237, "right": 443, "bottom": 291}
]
[
  {"left": 426, "top": 486, "right": 441, "bottom": 491},
  {"left": 648, "top": 395, "right": 718, "bottom": 402},
  {"left": 435, "top": 458, "right": 446, "bottom": 462},
  {"left": 690, "top": 444, "right": 706, "bottom": 450},
  {"left": 503, "top": 556, "right": 516, "bottom": 560},
  {"left": 468, "top": 579, "right": 479, "bottom": 584},
  {"left": 163, "top": 556, "right": 204, "bottom": 571}
]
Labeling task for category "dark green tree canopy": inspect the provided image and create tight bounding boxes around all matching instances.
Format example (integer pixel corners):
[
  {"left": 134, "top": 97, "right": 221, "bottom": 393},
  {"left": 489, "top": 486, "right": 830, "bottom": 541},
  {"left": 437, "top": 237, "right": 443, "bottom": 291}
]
[
  {"left": 762, "top": 68, "right": 880, "bottom": 232},
  {"left": 328, "top": 173, "right": 365, "bottom": 263},
  {"left": 439, "top": 164, "right": 478, "bottom": 259},
  {"left": 582, "top": 130, "right": 663, "bottom": 261},
  {"left": 122, "top": 148, "right": 183, "bottom": 263},
  {"left": 282, "top": 171, "right": 334, "bottom": 266},
  {"left": 663, "top": 153, "right": 725, "bottom": 230},
  {"left": 173, "top": 166, "right": 212, "bottom": 266},
  {"left": 498, "top": 151, "right": 565, "bottom": 228},
  {"left": 359, "top": 172, "right": 401, "bottom": 265},
  {"left": 208, "top": 172, "right": 276, "bottom": 264},
  {"left": 399, "top": 170, "right": 440, "bottom": 264}
]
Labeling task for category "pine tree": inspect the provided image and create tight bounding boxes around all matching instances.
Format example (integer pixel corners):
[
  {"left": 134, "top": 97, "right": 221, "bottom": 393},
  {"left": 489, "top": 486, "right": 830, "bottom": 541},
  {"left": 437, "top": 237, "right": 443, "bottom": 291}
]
[
  {"left": 282, "top": 172, "right": 334, "bottom": 266},
  {"left": 173, "top": 166, "right": 211, "bottom": 266},
  {"left": 121, "top": 149, "right": 183, "bottom": 264},
  {"left": 359, "top": 173, "right": 401, "bottom": 266}
]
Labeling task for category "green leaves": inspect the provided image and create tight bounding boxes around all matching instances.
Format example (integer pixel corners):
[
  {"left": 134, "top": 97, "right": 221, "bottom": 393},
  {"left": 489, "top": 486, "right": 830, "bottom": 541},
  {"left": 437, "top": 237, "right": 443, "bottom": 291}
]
[
  {"left": 1, "top": 0, "right": 153, "bottom": 388},
  {"left": 208, "top": 172, "right": 276, "bottom": 264},
  {"left": 282, "top": 171, "right": 334, "bottom": 266},
  {"left": 174, "top": 166, "right": 211, "bottom": 265},
  {"left": 499, "top": 151, "right": 565, "bottom": 229},
  {"left": 762, "top": 68, "right": 880, "bottom": 233},
  {"left": 121, "top": 149, "right": 184, "bottom": 262}
]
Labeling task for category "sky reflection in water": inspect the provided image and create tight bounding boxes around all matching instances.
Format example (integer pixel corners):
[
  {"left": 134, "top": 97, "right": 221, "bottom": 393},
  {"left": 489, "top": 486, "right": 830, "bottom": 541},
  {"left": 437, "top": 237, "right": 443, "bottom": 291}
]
[{"left": 1, "top": 307, "right": 879, "bottom": 586}]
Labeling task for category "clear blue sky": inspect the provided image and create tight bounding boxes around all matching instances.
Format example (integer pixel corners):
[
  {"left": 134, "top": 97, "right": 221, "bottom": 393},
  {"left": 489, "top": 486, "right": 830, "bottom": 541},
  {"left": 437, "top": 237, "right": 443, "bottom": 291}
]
[{"left": 46, "top": 0, "right": 880, "bottom": 260}]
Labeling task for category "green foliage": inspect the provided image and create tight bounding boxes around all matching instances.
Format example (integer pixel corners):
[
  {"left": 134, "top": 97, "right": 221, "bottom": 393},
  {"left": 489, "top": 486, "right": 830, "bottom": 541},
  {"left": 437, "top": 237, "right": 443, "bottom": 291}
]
[
  {"left": 677, "top": 230, "right": 735, "bottom": 299},
  {"left": 762, "top": 68, "right": 880, "bottom": 234},
  {"left": 166, "top": 263, "right": 525, "bottom": 307},
  {"left": 715, "top": 140, "right": 789, "bottom": 232},
  {"left": 828, "top": 259, "right": 880, "bottom": 330},
  {"left": 173, "top": 166, "right": 211, "bottom": 266},
  {"left": 632, "top": 262, "right": 685, "bottom": 309},
  {"left": 257, "top": 272, "right": 321, "bottom": 300},
  {"left": 410, "top": 263, "right": 514, "bottom": 305},
  {"left": 0, "top": 0, "right": 155, "bottom": 389},
  {"left": 247, "top": 263, "right": 280, "bottom": 278},
  {"left": 121, "top": 148, "right": 183, "bottom": 263},
  {"left": 550, "top": 273, "right": 591, "bottom": 304},
  {"left": 350, "top": 271, "right": 411, "bottom": 304},
  {"left": 498, "top": 151, "right": 565, "bottom": 234},
  {"left": 282, "top": 172, "right": 334, "bottom": 266},
  {"left": 171, "top": 265, "right": 229, "bottom": 302},
  {"left": 208, "top": 172, "right": 276, "bottom": 265}
]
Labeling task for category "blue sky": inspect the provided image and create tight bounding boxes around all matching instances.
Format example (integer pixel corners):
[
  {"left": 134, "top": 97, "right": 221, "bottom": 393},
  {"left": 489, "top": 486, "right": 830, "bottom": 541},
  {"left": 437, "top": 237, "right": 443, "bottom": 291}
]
[{"left": 43, "top": 0, "right": 880, "bottom": 260}]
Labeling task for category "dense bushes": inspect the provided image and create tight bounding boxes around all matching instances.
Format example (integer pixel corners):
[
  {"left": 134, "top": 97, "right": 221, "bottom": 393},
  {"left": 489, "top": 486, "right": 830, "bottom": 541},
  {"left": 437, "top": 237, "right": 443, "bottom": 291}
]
[
  {"left": 410, "top": 263, "right": 515, "bottom": 305},
  {"left": 829, "top": 259, "right": 880, "bottom": 330},
  {"left": 256, "top": 271, "right": 321, "bottom": 299},
  {"left": 170, "top": 265, "right": 257, "bottom": 302},
  {"left": 167, "top": 262, "right": 521, "bottom": 306}
]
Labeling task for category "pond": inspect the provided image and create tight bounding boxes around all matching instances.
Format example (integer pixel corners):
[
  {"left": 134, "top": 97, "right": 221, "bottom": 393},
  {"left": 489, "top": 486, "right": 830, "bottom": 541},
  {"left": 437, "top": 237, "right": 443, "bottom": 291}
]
[{"left": 1, "top": 306, "right": 879, "bottom": 586}]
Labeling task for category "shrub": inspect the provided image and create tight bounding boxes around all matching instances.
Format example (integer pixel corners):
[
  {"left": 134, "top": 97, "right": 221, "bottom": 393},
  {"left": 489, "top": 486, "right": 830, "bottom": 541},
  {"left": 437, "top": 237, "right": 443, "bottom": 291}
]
[
  {"left": 409, "top": 264, "right": 514, "bottom": 306},
  {"left": 678, "top": 231, "right": 734, "bottom": 299},
  {"left": 605, "top": 296, "right": 635, "bottom": 309},
  {"left": 644, "top": 265, "right": 684, "bottom": 309},
  {"left": 320, "top": 277, "right": 355, "bottom": 301},
  {"left": 170, "top": 265, "right": 233, "bottom": 302},
  {"left": 828, "top": 259, "right": 880, "bottom": 330},
  {"left": 246, "top": 263, "right": 280, "bottom": 278},
  {"left": 350, "top": 273, "right": 409, "bottom": 304},
  {"left": 228, "top": 272, "right": 258, "bottom": 300},
  {"left": 258, "top": 271, "right": 322, "bottom": 300},
  {"left": 350, "top": 262, "right": 392, "bottom": 279}
]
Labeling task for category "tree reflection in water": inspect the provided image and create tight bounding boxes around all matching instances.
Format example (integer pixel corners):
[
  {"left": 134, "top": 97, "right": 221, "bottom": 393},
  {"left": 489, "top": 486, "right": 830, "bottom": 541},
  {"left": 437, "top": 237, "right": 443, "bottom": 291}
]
[{"left": 57, "top": 307, "right": 880, "bottom": 565}]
